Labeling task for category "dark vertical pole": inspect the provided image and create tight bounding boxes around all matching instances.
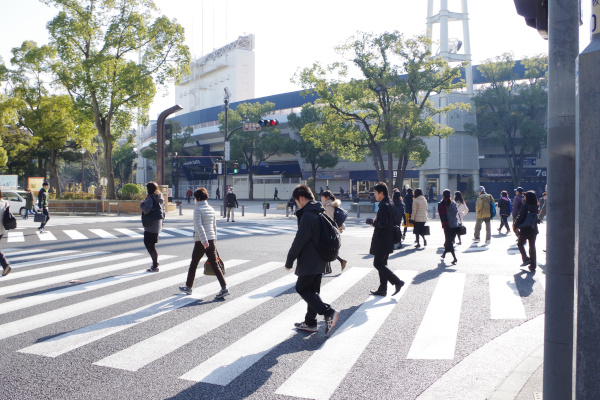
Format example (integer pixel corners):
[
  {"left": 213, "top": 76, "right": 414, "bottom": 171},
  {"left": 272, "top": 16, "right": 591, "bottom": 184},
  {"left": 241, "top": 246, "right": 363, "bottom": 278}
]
[
  {"left": 543, "top": 0, "right": 578, "bottom": 398},
  {"left": 156, "top": 105, "right": 183, "bottom": 185},
  {"left": 574, "top": 1, "right": 600, "bottom": 397},
  {"left": 222, "top": 98, "right": 229, "bottom": 218}
]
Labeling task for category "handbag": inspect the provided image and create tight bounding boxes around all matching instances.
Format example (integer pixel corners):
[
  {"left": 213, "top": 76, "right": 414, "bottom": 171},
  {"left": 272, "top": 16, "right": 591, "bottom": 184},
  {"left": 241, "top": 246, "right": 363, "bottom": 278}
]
[
  {"left": 3, "top": 206, "right": 17, "bottom": 230},
  {"left": 457, "top": 224, "right": 467, "bottom": 236},
  {"left": 518, "top": 212, "right": 538, "bottom": 229},
  {"left": 393, "top": 225, "right": 402, "bottom": 244},
  {"left": 423, "top": 225, "right": 430, "bottom": 236},
  {"left": 203, "top": 251, "right": 226, "bottom": 276},
  {"left": 34, "top": 212, "right": 46, "bottom": 223}
]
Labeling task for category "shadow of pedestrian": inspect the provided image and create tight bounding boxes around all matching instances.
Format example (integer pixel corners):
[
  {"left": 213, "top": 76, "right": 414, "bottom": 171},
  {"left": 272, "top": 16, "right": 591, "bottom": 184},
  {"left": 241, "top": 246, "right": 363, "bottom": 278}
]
[
  {"left": 411, "top": 261, "right": 456, "bottom": 286},
  {"left": 514, "top": 269, "right": 536, "bottom": 297}
]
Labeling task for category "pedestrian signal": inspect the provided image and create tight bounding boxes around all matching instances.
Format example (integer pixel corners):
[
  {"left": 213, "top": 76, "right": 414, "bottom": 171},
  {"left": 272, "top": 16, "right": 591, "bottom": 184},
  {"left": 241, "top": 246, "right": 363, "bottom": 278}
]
[
  {"left": 258, "top": 119, "right": 279, "bottom": 127},
  {"left": 233, "top": 163, "right": 239, "bottom": 174}
]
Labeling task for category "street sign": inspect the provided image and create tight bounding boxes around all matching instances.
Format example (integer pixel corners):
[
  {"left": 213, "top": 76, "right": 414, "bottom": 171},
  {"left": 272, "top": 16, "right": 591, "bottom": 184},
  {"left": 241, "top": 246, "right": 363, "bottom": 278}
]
[
  {"left": 224, "top": 141, "right": 230, "bottom": 161},
  {"left": 100, "top": 177, "right": 108, "bottom": 186},
  {"left": 243, "top": 123, "right": 261, "bottom": 131}
]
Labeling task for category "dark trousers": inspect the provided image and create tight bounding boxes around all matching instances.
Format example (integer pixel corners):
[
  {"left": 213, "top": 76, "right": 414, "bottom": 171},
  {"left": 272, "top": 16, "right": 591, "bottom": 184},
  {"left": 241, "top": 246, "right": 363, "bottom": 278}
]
[
  {"left": 0, "top": 234, "right": 8, "bottom": 269},
  {"left": 143, "top": 231, "right": 159, "bottom": 267},
  {"left": 373, "top": 253, "right": 401, "bottom": 293},
  {"left": 499, "top": 215, "right": 510, "bottom": 231},
  {"left": 296, "top": 274, "right": 331, "bottom": 326},
  {"left": 443, "top": 228, "right": 457, "bottom": 257},
  {"left": 518, "top": 232, "right": 537, "bottom": 265},
  {"left": 187, "top": 196, "right": 191, "bottom": 203},
  {"left": 39, "top": 208, "right": 50, "bottom": 229},
  {"left": 186, "top": 240, "right": 225, "bottom": 288}
]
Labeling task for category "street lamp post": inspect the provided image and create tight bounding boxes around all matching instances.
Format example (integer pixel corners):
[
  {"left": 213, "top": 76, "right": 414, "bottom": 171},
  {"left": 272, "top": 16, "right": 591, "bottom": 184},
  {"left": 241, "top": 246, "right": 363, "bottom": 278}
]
[
  {"left": 222, "top": 88, "right": 230, "bottom": 217},
  {"left": 80, "top": 148, "right": 85, "bottom": 192}
]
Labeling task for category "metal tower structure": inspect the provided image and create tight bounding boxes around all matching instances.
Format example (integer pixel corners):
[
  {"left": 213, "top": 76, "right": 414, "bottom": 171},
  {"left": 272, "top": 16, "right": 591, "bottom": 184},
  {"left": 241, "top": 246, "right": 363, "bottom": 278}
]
[{"left": 420, "top": 0, "right": 479, "bottom": 196}]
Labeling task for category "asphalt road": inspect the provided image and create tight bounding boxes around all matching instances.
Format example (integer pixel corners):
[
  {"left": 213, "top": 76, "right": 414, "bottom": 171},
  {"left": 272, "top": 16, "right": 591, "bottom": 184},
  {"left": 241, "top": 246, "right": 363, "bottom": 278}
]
[{"left": 0, "top": 208, "right": 546, "bottom": 400}]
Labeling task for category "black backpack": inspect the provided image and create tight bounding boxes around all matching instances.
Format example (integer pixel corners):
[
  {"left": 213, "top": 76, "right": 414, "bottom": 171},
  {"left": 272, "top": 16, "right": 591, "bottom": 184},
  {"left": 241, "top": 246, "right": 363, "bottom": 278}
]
[
  {"left": 333, "top": 207, "right": 348, "bottom": 227},
  {"left": 141, "top": 196, "right": 164, "bottom": 228},
  {"left": 314, "top": 212, "right": 341, "bottom": 262}
]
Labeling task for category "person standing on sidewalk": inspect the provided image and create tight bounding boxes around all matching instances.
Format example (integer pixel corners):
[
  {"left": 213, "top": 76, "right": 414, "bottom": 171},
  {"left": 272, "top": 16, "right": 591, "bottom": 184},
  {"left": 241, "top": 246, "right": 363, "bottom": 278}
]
[
  {"left": 402, "top": 188, "right": 414, "bottom": 240},
  {"left": 454, "top": 191, "right": 468, "bottom": 245},
  {"left": 412, "top": 188, "right": 428, "bottom": 248},
  {"left": 369, "top": 182, "right": 405, "bottom": 296},
  {"left": 24, "top": 188, "right": 35, "bottom": 220},
  {"left": 186, "top": 188, "right": 192, "bottom": 204},
  {"left": 215, "top": 186, "right": 220, "bottom": 200},
  {"left": 140, "top": 182, "right": 164, "bottom": 272},
  {"left": 226, "top": 187, "right": 238, "bottom": 222},
  {"left": 37, "top": 182, "right": 50, "bottom": 233},
  {"left": 497, "top": 191, "right": 512, "bottom": 234},
  {"left": 0, "top": 190, "right": 12, "bottom": 276},
  {"left": 180, "top": 187, "right": 229, "bottom": 298},
  {"left": 473, "top": 186, "right": 494, "bottom": 244},
  {"left": 285, "top": 185, "right": 340, "bottom": 335},
  {"left": 438, "top": 189, "right": 459, "bottom": 264},
  {"left": 515, "top": 190, "right": 539, "bottom": 271},
  {"left": 320, "top": 190, "right": 347, "bottom": 271}
]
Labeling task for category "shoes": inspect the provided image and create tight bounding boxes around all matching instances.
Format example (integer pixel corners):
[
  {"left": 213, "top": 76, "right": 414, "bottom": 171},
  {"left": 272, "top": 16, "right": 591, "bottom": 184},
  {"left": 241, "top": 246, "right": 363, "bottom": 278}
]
[
  {"left": 402, "top": 234, "right": 406, "bottom": 241},
  {"left": 294, "top": 322, "right": 318, "bottom": 332},
  {"left": 179, "top": 286, "right": 192, "bottom": 295},
  {"left": 441, "top": 253, "right": 446, "bottom": 260},
  {"left": 457, "top": 241, "right": 462, "bottom": 245},
  {"left": 391, "top": 281, "right": 405, "bottom": 296},
  {"left": 520, "top": 259, "right": 532, "bottom": 267},
  {"left": 528, "top": 264, "right": 536, "bottom": 272},
  {"left": 485, "top": 240, "right": 490, "bottom": 244},
  {"left": 451, "top": 258, "right": 458, "bottom": 265},
  {"left": 146, "top": 267, "right": 159, "bottom": 272},
  {"left": 227, "top": 219, "right": 229, "bottom": 222},
  {"left": 215, "top": 288, "right": 230, "bottom": 299},
  {"left": 2, "top": 265, "right": 11, "bottom": 277},
  {"left": 324, "top": 309, "right": 340, "bottom": 335},
  {"left": 370, "top": 290, "right": 387, "bottom": 296},
  {"left": 473, "top": 238, "right": 479, "bottom": 243},
  {"left": 415, "top": 244, "right": 421, "bottom": 249},
  {"left": 38, "top": 227, "right": 45, "bottom": 233},
  {"left": 232, "top": 220, "right": 235, "bottom": 222},
  {"left": 506, "top": 230, "right": 510, "bottom": 234},
  {"left": 340, "top": 259, "right": 347, "bottom": 271},
  {"left": 497, "top": 228, "right": 502, "bottom": 233},
  {"left": 423, "top": 239, "right": 427, "bottom": 247}
]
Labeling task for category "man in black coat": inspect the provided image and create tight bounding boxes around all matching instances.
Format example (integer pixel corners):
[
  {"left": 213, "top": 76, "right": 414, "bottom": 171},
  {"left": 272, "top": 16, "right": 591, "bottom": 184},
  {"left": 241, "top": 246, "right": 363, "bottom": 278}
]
[
  {"left": 285, "top": 185, "right": 340, "bottom": 335},
  {"left": 369, "top": 182, "right": 404, "bottom": 296},
  {"left": 225, "top": 187, "right": 238, "bottom": 222}
]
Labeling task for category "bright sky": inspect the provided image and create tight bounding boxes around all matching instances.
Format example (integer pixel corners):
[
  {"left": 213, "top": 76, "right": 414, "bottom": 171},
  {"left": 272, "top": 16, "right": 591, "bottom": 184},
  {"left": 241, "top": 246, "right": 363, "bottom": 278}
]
[{"left": 0, "top": 0, "right": 593, "bottom": 118}]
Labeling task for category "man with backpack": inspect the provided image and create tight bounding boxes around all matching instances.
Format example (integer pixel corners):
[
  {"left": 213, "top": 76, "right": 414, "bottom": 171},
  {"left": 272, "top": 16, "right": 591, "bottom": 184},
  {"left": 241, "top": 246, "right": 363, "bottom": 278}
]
[
  {"left": 474, "top": 186, "right": 495, "bottom": 244},
  {"left": 369, "top": 182, "right": 405, "bottom": 297},
  {"left": 285, "top": 185, "right": 340, "bottom": 335}
]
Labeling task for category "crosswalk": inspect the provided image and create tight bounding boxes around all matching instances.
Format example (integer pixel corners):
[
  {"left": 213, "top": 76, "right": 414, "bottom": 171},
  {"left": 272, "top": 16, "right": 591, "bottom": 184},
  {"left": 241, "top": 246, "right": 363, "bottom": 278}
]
[{"left": 0, "top": 248, "right": 545, "bottom": 399}]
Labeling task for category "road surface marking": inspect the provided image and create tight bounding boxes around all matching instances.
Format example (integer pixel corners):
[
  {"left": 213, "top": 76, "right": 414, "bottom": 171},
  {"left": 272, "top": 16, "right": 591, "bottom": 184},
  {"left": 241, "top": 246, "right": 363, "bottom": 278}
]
[{"left": 489, "top": 275, "right": 526, "bottom": 319}]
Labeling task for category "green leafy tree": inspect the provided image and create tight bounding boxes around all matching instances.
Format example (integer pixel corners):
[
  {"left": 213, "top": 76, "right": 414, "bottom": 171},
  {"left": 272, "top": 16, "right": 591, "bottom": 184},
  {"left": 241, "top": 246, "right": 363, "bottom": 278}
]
[
  {"left": 293, "top": 32, "right": 469, "bottom": 189},
  {"left": 43, "top": 0, "right": 191, "bottom": 199},
  {"left": 465, "top": 53, "right": 547, "bottom": 187},
  {"left": 287, "top": 104, "right": 338, "bottom": 192},
  {"left": 218, "top": 102, "right": 297, "bottom": 200},
  {"left": 112, "top": 135, "right": 136, "bottom": 185},
  {"left": 9, "top": 41, "right": 95, "bottom": 196}
]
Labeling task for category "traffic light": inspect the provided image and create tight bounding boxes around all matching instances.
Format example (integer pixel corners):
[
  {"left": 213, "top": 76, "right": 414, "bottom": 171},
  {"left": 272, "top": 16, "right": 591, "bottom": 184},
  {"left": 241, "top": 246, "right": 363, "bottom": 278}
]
[
  {"left": 233, "top": 162, "right": 239, "bottom": 174},
  {"left": 513, "top": 0, "right": 548, "bottom": 39},
  {"left": 258, "top": 119, "right": 279, "bottom": 127},
  {"left": 164, "top": 124, "right": 173, "bottom": 152}
]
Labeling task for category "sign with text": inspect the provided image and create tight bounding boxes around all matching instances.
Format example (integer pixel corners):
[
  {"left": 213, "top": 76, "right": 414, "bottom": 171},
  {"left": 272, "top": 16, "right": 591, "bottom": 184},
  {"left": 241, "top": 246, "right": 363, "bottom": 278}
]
[
  {"left": 0, "top": 175, "right": 18, "bottom": 189},
  {"left": 28, "top": 177, "right": 45, "bottom": 192},
  {"left": 224, "top": 141, "right": 231, "bottom": 161},
  {"left": 243, "top": 123, "right": 261, "bottom": 132}
]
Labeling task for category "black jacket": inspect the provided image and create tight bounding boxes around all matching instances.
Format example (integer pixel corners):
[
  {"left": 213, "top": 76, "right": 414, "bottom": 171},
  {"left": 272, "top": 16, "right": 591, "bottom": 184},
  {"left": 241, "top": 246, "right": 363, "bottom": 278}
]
[
  {"left": 370, "top": 196, "right": 396, "bottom": 256},
  {"left": 515, "top": 203, "right": 539, "bottom": 236},
  {"left": 285, "top": 201, "right": 328, "bottom": 276},
  {"left": 392, "top": 192, "right": 405, "bottom": 223},
  {"left": 403, "top": 193, "right": 413, "bottom": 214},
  {"left": 226, "top": 192, "right": 238, "bottom": 208},
  {"left": 38, "top": 188, "right": 48, "bottom": 209}
]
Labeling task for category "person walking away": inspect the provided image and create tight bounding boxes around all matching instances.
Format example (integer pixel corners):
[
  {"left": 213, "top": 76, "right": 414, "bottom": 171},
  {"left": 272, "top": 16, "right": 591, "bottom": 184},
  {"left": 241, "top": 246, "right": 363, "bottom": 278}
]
[
  {"left": 474, "top": 186, "right": 494, "bottom": 244},
  {"left": 0, "top": 190, "right": 12, "bottom": 276},
  {"left": 285, "top": 185, "right": 340, "bottom": 335},
  {"left": 321, "top": 190, "right": 347, "bottom": 271},
  {"left": 438, "top": 189, "right": 459, "bottom": 264},
  {"left": 515, "top": 190, "right": 539, "bottom": 271},
  {"left": 24, "top": 188, "right": 35, "bottom": 219},
  {"left": 37, "top": 182, "right": 50, "bottom": 233},
  {"left": 392, "top": 188, "right": 406, "bottom": 249},
  {"left": 538, "top": 193, "right": 547, "bottom": 222},
  {"left": 179, "top": 188, "right": 229, "bottom": 298},
  {"left": 428, "top": 187, "right": 435, "bottom": 203},
  {"left": 454, "top": 191, "right": 468, "bottom": 245},
  {"left": 369, "top": 182, "right": 405, "bottom": 296},
  {"left": 274, "top": 187, "right": 280, "bottom": 201},
  {"left": 402, "top": 188, "right": 414, "bottom": 240},
  {"left": 186, "top": 188, "right": 192, "bottom": 204},
  {"left": 140, "top": 182, "right": 165, "bottom": 272},
  {"left": 226, "top": 187, "right": 238, "bottom": 222},
  {"left": 512, "top": 187, "right": 525, "bottom": 236},
  {"left": 497, "top": 191, "right": 512, "bottom": 234},
  {"left": 412, "top": 188, "right": 428, "bottom": 248},
  {"left": 216, "top": 186, "right": 220, "bottom": 200}
]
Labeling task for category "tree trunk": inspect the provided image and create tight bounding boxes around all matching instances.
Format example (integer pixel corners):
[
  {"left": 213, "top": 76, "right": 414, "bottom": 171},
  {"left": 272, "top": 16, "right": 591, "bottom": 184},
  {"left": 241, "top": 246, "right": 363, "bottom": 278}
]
[
  {"left": 387, "top": 152, "right": 394, "bottom": 189},
  {"left": 394, "top": 154, "right": 409, "bottom": 189},
  {"left": 100, "top": 139, "right": 115, "bottom": 199},
  {"left": 248, "top": 168, "right": 254, "bottom": 200},
  {"left": 49, "top": 150, "right": 61, "bottom": 197},
  {"left": 311, "top": 164, "right": 318, "bottom": 193}
]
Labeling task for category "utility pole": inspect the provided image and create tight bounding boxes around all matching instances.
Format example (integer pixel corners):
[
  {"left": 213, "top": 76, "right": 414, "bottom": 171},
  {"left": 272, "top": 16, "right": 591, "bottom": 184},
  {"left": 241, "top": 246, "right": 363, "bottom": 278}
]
[
  {"left": 543, "top": 0, "right": 579, "bottom": 399},
  {"left": 156, "top": 105, "right": 183, "bottom": 185},
  {"left": 222, "top": 88, "right": 230, "bottom": 217},
  {"left": 574, "top": 1, "right": 600, "bottom": 397}
]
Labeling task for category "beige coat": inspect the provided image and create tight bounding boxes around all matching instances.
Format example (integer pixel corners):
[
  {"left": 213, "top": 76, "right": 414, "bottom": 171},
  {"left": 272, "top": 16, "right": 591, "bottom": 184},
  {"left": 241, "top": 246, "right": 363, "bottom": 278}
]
[
  {"left": 412, "top": 195, "right": 428, "bottom": 222},
  {"left": 323, "top": 198, "right": 345, "bottom": 232}
]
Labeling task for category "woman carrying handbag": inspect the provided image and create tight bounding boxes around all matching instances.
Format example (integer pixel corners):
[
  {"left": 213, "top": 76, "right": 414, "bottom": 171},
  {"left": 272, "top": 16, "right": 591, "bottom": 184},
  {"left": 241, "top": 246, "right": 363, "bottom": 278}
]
[
  {"left": 0, "top": 190, "right": 12, "bottom": 276},
  {"left": 412, "top": 188, "right": 429, "bottom": 248},
  {"left": 179, "top": 187, "right": 229, "bottom": 299}
]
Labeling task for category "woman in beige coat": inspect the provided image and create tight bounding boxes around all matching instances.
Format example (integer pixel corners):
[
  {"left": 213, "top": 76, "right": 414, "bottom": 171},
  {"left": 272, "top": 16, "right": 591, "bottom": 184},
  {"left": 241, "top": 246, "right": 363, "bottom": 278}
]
[
  {"left": 321, "top": 190, "right": 347, "bottom": 271},
  {"left": 412, "top": 188, "right": 429, "bottom": 248}
]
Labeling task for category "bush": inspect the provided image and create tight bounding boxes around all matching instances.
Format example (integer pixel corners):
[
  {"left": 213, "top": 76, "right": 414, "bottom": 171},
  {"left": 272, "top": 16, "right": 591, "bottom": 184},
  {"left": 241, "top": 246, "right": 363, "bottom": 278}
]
[
  {"left": 122, "top": 183, "right": 140, "bottom": 196},
  {"left": 59, "top": 192, "right": 95, "bottom": 200}
]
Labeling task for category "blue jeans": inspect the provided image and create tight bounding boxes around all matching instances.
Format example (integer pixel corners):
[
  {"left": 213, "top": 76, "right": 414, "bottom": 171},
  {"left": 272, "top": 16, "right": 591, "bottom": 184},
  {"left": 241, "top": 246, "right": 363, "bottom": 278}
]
[{"left": 24, "top": 209, "right": 33, "bottom": 219}]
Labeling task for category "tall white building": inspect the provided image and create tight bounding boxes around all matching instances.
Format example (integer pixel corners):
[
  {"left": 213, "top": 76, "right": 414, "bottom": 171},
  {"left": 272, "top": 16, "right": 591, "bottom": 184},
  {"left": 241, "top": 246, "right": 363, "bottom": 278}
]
[{"left": 175, "top": 34, "right": 256, "bottom": 112}]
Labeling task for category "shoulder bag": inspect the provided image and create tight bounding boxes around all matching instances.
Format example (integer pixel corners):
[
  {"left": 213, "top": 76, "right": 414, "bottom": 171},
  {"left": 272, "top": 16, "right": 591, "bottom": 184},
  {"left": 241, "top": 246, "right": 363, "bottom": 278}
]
[
  {"left": 3, "top": 205, "right": 17, "bottom": 230},
  {"left": 518, "top": 211, "right": 538, "bottom": 229},
  {"left": 141, "top": 196, "right": 164, "bottom": 228}
]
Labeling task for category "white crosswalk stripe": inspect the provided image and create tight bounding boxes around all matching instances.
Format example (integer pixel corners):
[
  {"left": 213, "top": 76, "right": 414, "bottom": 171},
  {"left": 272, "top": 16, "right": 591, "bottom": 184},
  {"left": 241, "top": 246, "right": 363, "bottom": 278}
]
[
  {"left": 7, "top": 231, "right": 25, "bottom": 242},
  {"left": 37, "top": 230, "right": 57, "bottom": 241},
  {"left": 0, "top": 248, "right": 545, "bottom": 400},
  {"left": 89, "top": 229, "right": 118, "bottom": 239},
  {"left": 64, "top": 230, "right": 89, "bottom": 239},
  {"left": 114, "top": 228, "right": 143, "bottom": 238}
]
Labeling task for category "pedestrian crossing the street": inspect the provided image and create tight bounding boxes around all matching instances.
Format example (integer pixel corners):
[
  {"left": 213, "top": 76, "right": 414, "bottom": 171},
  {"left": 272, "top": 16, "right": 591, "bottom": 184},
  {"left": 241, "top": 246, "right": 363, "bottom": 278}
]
[{"left": 0, "top": 248, "right": 546, "bottom": 399}]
